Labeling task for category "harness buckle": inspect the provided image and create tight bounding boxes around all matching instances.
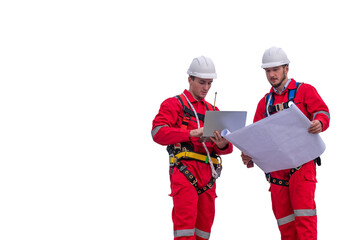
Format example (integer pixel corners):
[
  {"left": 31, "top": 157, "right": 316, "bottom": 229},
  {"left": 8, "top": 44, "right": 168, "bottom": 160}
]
[
  {"left": 217, "top": 155, "right": 222, "bottom": 166},
  {"left": 169, "top": 154, "right": 177, "bottom": 167},
  {"left": 174, "top": 143, "right": 181, "bottom": 151},
  {"left": 275, "top": 103, "right": 285, "bottom": 112},
  {"left": 182, "top": 146, "right": 189, "bottom": 159},
  {"left": 190, "top": 178, "right": 198, "bottom": 186},
  {"left": 265, "top": 173, "right": 271, "bottom": 183}
]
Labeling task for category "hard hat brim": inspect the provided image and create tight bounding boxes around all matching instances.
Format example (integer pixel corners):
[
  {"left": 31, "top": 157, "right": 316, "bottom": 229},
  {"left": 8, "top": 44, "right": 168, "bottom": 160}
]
[
  {"left": 187, "top": 71, "right": 217, "bottom": 79},
  {"left": 261, "top": 60, "right": 290, "bottom": 69}
]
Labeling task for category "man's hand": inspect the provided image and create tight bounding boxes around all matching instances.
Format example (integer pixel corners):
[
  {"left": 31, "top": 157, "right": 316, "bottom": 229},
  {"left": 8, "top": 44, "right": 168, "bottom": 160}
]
[
  {"left": 241, "top": 152, "right": 253, "bottom": 165},
  {"left": 308, "top": 120, "right": 322, "bottom": 134},
  {"left": 210, "top": 130, "right": 229, "bottom": 149},
  {"left": 189, "top": 127, "right": 204, "bottom": 138}
]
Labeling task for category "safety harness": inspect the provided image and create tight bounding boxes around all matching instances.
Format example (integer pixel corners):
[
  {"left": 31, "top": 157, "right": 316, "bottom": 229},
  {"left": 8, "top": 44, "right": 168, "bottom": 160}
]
[
  {"left": 176, "top": 94, "right": 215, "bottom": 129},
  {"left": 267, "top": 157, "right": 321, "bottom": 186},
  {"left": 167, "top": 94, "right": 221, "bottom": 195},
  {"left": 264, "top": 82, "right": 321, "bottom": 186},
  {"left": 265, "top": 82, "right": 302, "bottom": 117}
]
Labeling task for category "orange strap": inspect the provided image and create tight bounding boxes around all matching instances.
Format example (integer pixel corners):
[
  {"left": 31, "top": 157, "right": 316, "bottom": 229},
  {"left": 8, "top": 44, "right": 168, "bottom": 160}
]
[{"left": 177, "top": 94, "right": 214, "bottom": 130}]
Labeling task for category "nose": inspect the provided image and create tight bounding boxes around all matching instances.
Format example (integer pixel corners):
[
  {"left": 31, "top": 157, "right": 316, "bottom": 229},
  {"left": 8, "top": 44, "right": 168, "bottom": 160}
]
[
  {"left": 204, "top": 83, "right": 211, "bottom": 92},
  {"left": 268, "top": 70, "right": 276, "bottom": 78}
]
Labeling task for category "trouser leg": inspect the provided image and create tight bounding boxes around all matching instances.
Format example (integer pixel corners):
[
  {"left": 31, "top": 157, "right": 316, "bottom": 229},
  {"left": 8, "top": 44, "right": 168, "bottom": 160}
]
[
  {"left": 270, "top": 183, "right": 296, "bottom": 240},
  {"left": 195, "top": 183, "right": 216, "bottom": 240},
  {"left": 171, "top": 167, "right": 198, "bottom": 240},
  {"left": 290, "top": 161, "right": 317, "bottom": 240}
]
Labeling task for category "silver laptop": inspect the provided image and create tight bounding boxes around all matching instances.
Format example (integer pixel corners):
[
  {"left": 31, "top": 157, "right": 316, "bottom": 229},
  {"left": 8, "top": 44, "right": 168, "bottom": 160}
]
[{"left": 203, "top": 111, "right": 247, "bottom": 137}]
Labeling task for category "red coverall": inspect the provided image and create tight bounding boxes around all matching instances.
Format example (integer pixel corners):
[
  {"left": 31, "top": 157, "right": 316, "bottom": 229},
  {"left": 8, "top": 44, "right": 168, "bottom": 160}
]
[
  {"left": 152, "top": 90, "right": 233, "bottom": 240},
  {"left": 254, "top": 79, "right": 330, "bottom": 240}
]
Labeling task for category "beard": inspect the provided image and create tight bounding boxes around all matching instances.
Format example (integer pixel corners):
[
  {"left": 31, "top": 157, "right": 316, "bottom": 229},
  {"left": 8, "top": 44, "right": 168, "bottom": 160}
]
[
  {"left": 270, "top": 68, "right": 287, "bottom": 89},
  {"left": 271, "top": 75, "right": 286, "bottom": 88}
]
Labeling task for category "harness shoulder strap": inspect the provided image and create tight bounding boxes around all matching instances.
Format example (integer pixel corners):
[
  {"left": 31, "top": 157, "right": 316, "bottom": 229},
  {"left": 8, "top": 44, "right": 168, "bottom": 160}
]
[
  {"left": 177, "top": 94, "right": 215, "bottom": 111},
  {"left": 176, "top": 94, "right": 190, "bottom": 109},
  {"left": 176, "top": 94, "right": 191, "bottom": 130},
  {"left": 265, "top": 81, "right": 303, "bottom": 117},
  {"left": 265, "top": 92, "right": 274, "bottom": 117},
  {"left": 288, "top": 82, "right": 303, "bottom": 102},
  {"left": 176, "top": 94, "right": 215, "bottom": 129},
  {"left": 204, "top": 101, "right": 215, "bottom": 111},
  {"left": 288, "top": 88, "right": 296, "bottom": 101},
  {"left": 265, "top": 92, "right": 274, "bottom": 105}
]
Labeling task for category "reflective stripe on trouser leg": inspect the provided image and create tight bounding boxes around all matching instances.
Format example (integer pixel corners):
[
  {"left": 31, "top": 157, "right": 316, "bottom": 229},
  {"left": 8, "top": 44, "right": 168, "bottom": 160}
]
[
  {"left": 270, "top": 171, "right": 296, "bottom": 239},
  {"left": 277, "top": 213, "right": 295, "bottom": 226},
  {"left": 174, "top": 229, "right": 195, "bottom": 238},
  {"left": 290, "top": 161, "right": 318, "bottom": 239},
  {"left": 294, "top": 209, "right": 317, "bottom": 217},
  {"left": 195, "top": 183, "right": 216, "bottom": 240},
  {"left": 171, "top": 167, "right": 197, "bottom": 240},
  {"left": 293, "top": 209, "right": 317, "bottom": 240},
  {"left": 170, "top": 163, "right": 216, "bottom": 240},
  {"left": 195, "top": 228, "right": 210, "bottom": 239}
]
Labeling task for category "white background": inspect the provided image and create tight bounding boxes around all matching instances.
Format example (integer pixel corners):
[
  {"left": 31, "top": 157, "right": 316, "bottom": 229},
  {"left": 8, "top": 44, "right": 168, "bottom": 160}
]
[{"left": 1, "top": 0, "right": 358, "bottom": 239}]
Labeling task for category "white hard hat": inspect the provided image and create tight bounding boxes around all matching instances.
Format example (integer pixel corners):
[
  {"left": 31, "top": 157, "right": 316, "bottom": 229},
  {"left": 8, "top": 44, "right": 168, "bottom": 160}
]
[
  {"left": 187, "top": 56, "right": 217, "bottom": 79},
  {"left": 261, "top": 47, "right": 290, "bottom": 69}
]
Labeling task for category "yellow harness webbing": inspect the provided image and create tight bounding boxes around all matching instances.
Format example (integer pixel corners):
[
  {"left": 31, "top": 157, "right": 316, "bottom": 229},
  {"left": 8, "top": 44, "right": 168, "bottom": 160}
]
[{"left": 169, "top": 151, "right": 220, "bottom": 165}]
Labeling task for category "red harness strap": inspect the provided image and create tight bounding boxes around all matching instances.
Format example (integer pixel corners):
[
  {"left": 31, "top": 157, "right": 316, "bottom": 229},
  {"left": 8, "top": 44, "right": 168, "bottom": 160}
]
[{"left": 176, "top": 94, "right": 214, "bottom": 130}]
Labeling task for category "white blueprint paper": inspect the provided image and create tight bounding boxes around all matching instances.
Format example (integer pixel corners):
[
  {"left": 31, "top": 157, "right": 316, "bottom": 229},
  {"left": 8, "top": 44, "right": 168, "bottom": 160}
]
[{"left": 222, "top": 104, "right": 326, "bottom": 173}]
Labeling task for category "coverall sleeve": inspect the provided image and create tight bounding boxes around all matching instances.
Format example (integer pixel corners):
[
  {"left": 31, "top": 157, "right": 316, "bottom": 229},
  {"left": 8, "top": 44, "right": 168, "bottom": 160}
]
[
  {"left": 213, "top": 143, "right": 233, "bottom": 155},
  {"left": 151, "top": 98, "right": 191, "bottom": 146},
  {"left": 302, "top": 84, "right": 330, "bottom": 131},
  {"left": 253, "top": 95, "right": 267, "bottom": 123}
]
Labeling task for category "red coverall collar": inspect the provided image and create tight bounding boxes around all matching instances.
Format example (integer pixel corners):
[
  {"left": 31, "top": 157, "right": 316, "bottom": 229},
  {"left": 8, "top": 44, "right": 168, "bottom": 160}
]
[
  {"left": 183, "top": 89, "right": 207, "bottom": 104},
  {"left": 270, "top": 78, "right": 297, "bottom": 94}
]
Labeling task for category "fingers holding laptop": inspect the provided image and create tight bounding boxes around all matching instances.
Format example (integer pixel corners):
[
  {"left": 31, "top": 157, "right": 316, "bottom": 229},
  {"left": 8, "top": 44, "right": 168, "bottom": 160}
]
[
  {"left": 210, "top": 130, "right": 229, "bottom": 149},
  {"left": 189, "top": 127, "right": 204, "bottom": 138}
]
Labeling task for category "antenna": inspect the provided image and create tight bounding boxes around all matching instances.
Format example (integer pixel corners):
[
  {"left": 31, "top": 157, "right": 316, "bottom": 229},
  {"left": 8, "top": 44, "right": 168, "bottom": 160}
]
[{"left": 213, "top": 92, "right": 217, "bottom": 110}]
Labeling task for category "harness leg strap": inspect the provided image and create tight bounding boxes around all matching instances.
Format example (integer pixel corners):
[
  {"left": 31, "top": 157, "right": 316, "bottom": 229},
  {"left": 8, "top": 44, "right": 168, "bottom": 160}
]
[
  {"left": 174, "top": 161, "right": 215, "bottom": 195},
  {"left": 266, "top": 166, "right": 301, "bottom": 187}
]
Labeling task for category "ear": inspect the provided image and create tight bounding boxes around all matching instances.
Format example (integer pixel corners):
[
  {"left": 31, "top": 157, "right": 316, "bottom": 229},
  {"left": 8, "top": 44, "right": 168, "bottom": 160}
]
[
  {"left": 188, "top": 76, "right": 193, "bottom": 84},
  {"left": 285, "top": 65, "right": 289, "bottom": 73}
]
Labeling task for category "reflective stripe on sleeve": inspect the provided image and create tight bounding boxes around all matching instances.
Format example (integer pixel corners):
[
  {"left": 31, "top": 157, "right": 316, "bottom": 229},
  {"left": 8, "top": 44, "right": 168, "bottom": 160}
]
[
  {"left": 313, "top": 111, "right": 330, "bottom": 120},
  {"left": 151, "top": 125, "right": 169, "bottom": 138},
  {"left": 174, "top": 229, "right": 195, "bottom": 238},
  {"left": 277, "top": 213, "right": 295, "bottom": 226},
  {"left": 294, "top": 209, "right": 317, "bottom": 217},
  {"left": 195, "top": 228, "right": 211, "bottom": 239}
]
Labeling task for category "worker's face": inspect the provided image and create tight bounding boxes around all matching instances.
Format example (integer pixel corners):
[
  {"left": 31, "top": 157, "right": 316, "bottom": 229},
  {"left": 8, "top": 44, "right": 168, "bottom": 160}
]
[
  {"left": 188, "top": 77, "right": 213, "bottom": 101},
  {"left": 265, "top": 65, "right": 288, "bottom": 90}
]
